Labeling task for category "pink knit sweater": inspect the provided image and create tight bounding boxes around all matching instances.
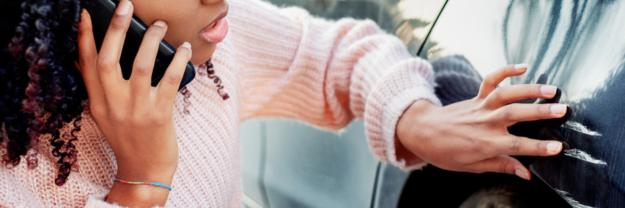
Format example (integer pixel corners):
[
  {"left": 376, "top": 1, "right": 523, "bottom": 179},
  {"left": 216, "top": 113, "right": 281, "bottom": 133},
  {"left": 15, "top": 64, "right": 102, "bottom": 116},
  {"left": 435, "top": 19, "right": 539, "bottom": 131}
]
[{"left": 0, "top": 0, "right": 441, "bottom": 207}]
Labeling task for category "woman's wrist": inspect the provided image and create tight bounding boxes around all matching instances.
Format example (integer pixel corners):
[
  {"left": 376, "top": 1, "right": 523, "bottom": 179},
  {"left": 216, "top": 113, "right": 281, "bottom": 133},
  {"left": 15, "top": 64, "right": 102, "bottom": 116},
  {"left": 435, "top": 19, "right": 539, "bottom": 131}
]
[
  {"left": 396, "top": 100, "right": 437, "bottom": 144},
  {"left": 114, "top": 163, "right": 177, "bottom": 186},
  {"left": 107, "top": 163, "right": 177, "bottom": 206},
  {"left": 395, "top": 99, "right": 438, "bottom": 163},
  {"left": 107, "top": 180, "right": 171, "bottom": 207}
]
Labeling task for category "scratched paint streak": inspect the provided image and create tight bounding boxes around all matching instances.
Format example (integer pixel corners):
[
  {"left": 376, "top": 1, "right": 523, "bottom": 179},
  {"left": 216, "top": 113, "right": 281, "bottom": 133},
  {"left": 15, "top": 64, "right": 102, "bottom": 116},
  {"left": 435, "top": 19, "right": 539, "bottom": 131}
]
[
  {"left": 555, "top": 189, "right": 595, "bottom": 208},
  {"left": 563, "top": 149, "right": 607, "bottom": 165},
  {"left": 565, "top": 121, "right": 602, "bottom": 136}
]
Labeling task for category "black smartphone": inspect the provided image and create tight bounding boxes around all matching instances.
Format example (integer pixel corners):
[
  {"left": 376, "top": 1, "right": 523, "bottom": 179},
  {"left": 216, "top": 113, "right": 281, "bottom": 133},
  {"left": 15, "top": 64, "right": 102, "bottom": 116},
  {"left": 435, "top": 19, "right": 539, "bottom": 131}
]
[{"left": 85, "top": 0, "right": 195, "bottom": 91}]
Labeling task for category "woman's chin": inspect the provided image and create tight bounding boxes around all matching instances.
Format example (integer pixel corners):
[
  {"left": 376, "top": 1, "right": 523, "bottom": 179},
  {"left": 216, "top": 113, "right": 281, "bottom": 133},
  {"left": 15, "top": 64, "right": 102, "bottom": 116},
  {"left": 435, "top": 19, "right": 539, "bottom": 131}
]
[
  {"left": 190, "top": 56, "right": 212, "bottom": 65},
  {"left": 189, "top": 44, "right": 217, "bottom": 65}
]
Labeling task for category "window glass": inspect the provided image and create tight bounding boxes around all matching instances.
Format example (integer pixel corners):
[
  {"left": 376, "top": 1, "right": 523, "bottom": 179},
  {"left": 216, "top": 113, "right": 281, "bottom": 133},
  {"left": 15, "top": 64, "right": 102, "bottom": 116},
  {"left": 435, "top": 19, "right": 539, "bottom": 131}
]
[{"left": 262, "top": 0, "right": 445, "bottom": 55}]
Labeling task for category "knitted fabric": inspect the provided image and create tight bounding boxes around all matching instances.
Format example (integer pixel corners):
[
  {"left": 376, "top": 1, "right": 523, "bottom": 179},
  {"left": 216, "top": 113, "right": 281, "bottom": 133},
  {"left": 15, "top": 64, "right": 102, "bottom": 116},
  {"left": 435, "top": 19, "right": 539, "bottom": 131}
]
[{"left": 0, "top": 0, "right": 440, "bottom": 207}]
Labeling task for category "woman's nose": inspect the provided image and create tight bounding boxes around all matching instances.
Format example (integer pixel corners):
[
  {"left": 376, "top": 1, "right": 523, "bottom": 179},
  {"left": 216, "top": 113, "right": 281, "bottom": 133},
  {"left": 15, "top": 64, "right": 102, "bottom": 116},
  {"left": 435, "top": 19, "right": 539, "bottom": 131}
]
[{"left": 201, "top": 0, "right": 222, "bottom": 5}]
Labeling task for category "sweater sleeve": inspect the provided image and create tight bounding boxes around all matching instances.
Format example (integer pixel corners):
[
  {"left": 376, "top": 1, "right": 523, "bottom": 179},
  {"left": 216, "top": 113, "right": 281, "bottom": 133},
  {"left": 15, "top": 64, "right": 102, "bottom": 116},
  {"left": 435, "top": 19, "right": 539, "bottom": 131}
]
[{"left": 228, "top": 0, "right": 441, "bottom": 170}]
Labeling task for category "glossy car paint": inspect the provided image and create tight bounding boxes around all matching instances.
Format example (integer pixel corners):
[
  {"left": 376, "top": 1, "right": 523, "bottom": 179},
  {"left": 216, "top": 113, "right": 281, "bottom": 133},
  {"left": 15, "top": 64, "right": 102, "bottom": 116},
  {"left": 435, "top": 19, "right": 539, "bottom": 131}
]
[
  {"left": 421, "top": 0, "right": 625, "bottom": 207},
  {"left": 240, "top": 0, "right": 445, "bottom": 207}
]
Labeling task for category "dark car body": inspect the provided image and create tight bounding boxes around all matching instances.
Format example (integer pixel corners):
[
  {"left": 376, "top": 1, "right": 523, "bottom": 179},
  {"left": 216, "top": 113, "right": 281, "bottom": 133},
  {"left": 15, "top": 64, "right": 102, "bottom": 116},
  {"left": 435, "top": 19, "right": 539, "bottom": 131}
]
[
  {"left": 241, "top": 0, "right": 622, "bottom": 207},
  {"left": 420, "top": 1, "right": 625, "bottom": 207}
]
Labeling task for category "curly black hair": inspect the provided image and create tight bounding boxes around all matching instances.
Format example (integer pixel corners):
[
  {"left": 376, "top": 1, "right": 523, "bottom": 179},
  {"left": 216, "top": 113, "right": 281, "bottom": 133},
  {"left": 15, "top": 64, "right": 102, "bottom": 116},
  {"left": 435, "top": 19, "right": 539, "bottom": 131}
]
[
  {"left": 1, "top": 0, "right": 229, "bottom": 187},
  {"left": 0, "top": 0, "right": 91, "bottom": 186}
]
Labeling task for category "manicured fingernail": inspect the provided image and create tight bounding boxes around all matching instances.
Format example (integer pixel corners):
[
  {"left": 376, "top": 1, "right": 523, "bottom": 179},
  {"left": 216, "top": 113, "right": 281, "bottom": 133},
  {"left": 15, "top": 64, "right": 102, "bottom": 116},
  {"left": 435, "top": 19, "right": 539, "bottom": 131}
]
[
  {"left": 547, "top": 141, "right": 563, "bottom": 154},
  {"left": 181, "top": 42, "right": 191, "bottom": 50},
  {"left": 541, "top": 85, "right": 557, "bottom": 96},
  {"left": 550, "top": 104, "right": 567, "bottom": 116},
  {"left": 153, "top": 20, "right": 167, "bottom": 28},
  {"left": 515, "top": 169, "right": 530, "bottom": 180},
  {"left": 514, "top": 63, "right": 527, "bottom": 71},
  {"left": 116, "top": 0, "right": 132, "bottom": 15}
]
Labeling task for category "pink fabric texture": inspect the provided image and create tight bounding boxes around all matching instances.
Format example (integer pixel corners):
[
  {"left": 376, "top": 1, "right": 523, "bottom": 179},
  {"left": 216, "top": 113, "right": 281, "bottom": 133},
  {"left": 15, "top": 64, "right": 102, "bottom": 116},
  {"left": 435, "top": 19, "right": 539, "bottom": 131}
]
[{"left": 0, "top": 0, "right": 440, "bottom": 207}]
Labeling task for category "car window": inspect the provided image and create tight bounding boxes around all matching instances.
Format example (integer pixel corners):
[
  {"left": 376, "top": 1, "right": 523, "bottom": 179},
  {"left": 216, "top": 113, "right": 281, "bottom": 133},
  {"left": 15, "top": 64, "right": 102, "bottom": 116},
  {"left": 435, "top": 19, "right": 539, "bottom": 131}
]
[{"left": 262, "top": 0, "right": 445, "bottom": 54}]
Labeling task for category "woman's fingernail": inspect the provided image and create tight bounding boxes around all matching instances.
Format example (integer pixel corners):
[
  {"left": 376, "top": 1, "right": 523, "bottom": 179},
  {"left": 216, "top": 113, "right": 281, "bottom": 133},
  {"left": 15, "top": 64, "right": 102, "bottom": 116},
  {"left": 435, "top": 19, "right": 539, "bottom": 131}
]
[
  {"left": 514, "top": 63, "right": 527, "bottom": 71},
  {"left": 550, "top": 104, "right": 567, "bottom": 116},
  {"left": 153, "top": 20, "right": 167, "bottom": 28},
  {"left": 515, "top": 169, "right": 530, "bottom": 180},
  {"left": 181, "top": 42, "right": 192, "bottom": 50},
  {"left": 547, "top": 141, "right": 563, "bottom": 154},
  {"left": 116, "top": 0, "right": 132, "bottom": 15},
  {"left": 541, "top": 85, "right": 557, "bottom": 96}
]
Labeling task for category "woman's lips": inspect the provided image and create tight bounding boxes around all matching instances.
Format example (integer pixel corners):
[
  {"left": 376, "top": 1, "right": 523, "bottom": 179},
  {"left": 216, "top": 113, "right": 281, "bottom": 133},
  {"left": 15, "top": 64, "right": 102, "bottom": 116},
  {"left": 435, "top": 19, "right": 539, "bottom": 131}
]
[{"left": 200, "top": 17, "right": 229, "bottom": 43}]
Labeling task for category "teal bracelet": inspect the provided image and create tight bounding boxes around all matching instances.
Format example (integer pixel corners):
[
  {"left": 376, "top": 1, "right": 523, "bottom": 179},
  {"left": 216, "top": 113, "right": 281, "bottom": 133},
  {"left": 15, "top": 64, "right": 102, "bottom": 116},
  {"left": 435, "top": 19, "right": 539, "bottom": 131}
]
[{"left": 114, "top": 178, "right": 172, "bottom": 191}]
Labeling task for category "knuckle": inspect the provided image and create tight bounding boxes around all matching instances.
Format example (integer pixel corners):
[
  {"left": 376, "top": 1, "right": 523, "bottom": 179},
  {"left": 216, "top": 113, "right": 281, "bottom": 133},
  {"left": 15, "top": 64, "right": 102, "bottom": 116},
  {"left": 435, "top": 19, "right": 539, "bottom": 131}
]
[
  {"left": 500, "top": 105, "right": 513, "bottom": 120},
  {"left": 494, "top": 67, "right": 508, "bottom": 76},
  {"left": 509, "top": 138, "right": 521, "bottom": 152},
  {"left": 77, "top": 26, "right": 92, "bottom": 36},
  {"left": 177, "top": 47, "right": 192, "bottom": 59},
  {"left": 504, "top": 65, "right": 515, "bottom": 72},
  {"left": 133, "top": 64, "right": 151, "bottom": 77},
  {"left": 96, "top": 58, "right": 115, "bottom": 71},
  {"left": 536, "top": 141, "right": 547, "bottom": 155},
  {"left": 518, "top": 85, "right": 533, "bottom": 98},
  {"left": 531, "top": 84, "right": 542, "bottom": 95},
  {"left": 109, "top": 20, "right": 127, "bottom": 31},
  {"left": 490, "top": 88, "right": 503, "bottom": 101},
  {"left": 498, "top": 161, "right": 511, "bottom": 174},
  {"left": 166, "top": 72, "right": 182, "bottom": 85},
  {"left": 537, "top": 104, "right": 551, "bottom": 115},
  {"left": 482, "top": 78, "right": 495, "bottom": 89},
  {"left": 483, "top": 73, "right": 494, "bottom": 82},
  {"left": 79, "top": 56, "right": 90, "bottom": 67},
  {"left": 145, "top": 27, "right": 165, "bottom": 40}
]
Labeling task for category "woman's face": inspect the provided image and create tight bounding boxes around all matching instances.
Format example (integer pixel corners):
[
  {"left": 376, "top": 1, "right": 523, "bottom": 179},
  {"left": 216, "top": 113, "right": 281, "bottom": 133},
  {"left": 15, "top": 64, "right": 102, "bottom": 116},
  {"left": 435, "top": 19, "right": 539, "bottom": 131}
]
[{"left": 129, "top": 0, "right": 229, "bottom": 64}]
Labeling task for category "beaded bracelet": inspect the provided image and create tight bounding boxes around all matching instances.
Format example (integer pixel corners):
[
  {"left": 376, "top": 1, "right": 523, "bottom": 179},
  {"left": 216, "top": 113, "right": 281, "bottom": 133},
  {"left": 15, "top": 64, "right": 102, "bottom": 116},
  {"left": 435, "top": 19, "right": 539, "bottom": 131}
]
[{"left": 114, "top": 178, "right": 172, "bottom": 191}]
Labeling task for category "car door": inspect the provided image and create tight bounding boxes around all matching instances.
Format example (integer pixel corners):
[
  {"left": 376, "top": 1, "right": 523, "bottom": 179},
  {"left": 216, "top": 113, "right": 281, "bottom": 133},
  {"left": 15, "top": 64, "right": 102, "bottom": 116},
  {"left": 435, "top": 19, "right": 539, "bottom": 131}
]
[
  {"left": 417, "top": 0, "right": 625, "bottom": 207},
  {"left": 240, "top": 0, "right": 446, "bottom": 207}
]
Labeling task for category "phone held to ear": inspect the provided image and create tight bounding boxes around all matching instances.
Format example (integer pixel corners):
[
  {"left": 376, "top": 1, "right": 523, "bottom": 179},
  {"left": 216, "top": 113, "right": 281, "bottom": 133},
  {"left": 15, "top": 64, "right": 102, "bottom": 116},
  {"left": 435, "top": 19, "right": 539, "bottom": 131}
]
[{"left": 83, "top": 0, "right": 195, "bottom": 91}]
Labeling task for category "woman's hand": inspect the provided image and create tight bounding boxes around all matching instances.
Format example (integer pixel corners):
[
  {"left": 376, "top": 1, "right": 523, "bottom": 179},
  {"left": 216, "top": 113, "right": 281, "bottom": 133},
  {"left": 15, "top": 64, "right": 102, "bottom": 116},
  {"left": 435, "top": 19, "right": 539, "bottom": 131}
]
[
  {"left": 76, "top": 0, "right": 191, "bottom": 206},
  {"left": 396, "top": 64, "right": 566, "bottom": 180}
]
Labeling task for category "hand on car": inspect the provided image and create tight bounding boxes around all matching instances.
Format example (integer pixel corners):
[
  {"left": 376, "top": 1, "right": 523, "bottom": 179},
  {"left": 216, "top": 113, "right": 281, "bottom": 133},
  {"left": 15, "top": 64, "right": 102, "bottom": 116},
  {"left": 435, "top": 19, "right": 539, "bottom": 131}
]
[
  {"left": 395, "top": 64, "right": 565, "bottom": 180},
  {"left": 76, "top": 0, "right": 190, "bottom": 206}
]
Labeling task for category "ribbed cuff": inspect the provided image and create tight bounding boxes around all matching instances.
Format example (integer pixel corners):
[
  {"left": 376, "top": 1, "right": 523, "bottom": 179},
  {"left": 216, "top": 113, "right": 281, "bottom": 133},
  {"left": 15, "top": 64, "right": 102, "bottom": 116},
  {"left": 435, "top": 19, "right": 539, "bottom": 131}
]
[
  {"left": 364, "top": 60, "right": 441, "bottom": 171},
  {"left": 385, "top": 87, "right": 440, "bottom": 170}
]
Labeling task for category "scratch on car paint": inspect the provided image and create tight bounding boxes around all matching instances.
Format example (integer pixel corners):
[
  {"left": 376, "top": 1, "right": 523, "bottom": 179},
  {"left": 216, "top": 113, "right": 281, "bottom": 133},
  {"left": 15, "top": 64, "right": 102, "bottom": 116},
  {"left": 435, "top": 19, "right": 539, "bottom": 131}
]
[
  {"left": 564, "top": 121, "right": 602, "bottom": 136},
  {"left": 555, "top": 189, "right": 594, "bottom": 208},
  {"left": 563, "top": 149, "right": 607, "bottom": 165}
]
